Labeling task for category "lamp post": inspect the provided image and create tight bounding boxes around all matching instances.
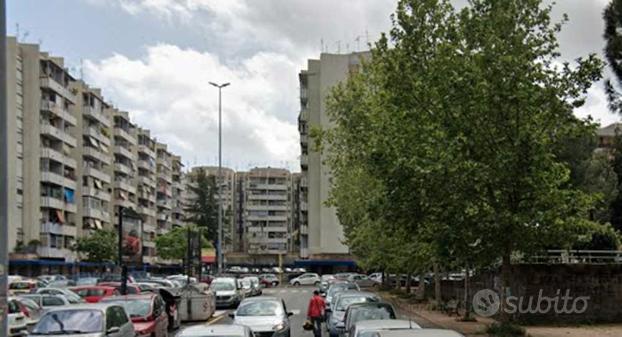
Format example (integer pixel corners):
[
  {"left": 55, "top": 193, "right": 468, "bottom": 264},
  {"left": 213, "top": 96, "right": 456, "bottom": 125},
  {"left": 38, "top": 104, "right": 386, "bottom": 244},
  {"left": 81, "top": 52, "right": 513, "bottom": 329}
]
[
  {"left": 209, "top": 81, "right": 229, "bottom": 274},
  {"left": 0, "top": 1, "right": 8, "bottom": 336}
]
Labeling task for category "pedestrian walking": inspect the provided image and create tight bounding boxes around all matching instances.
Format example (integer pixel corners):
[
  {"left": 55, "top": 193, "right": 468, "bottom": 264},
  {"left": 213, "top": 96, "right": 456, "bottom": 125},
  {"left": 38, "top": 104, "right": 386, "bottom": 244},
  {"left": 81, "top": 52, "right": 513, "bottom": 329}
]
[{"left": 307, "top": 290, "right": 326, "bottom": 337}]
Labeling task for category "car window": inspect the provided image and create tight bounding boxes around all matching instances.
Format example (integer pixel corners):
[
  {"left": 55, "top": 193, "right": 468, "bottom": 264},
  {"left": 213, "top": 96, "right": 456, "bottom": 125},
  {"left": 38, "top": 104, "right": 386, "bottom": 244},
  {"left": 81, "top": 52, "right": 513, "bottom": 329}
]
[
  {"left": 237, "top": 301, "right": 282, "bottom": 316},
  {"left": 336, "top": 296, "right": 377, "bottom": 311},
  {"left": 42, "top": 296, "right": 65, "bottom": 306},
  {"left": 34, "top": 310, "right": 103, "bottom": 334},
  {"left": 8, "top": 300, "right": 20, "bottom": 314},
  {"left": 106, "top": 306, "right": 129, "bottom": 329}
]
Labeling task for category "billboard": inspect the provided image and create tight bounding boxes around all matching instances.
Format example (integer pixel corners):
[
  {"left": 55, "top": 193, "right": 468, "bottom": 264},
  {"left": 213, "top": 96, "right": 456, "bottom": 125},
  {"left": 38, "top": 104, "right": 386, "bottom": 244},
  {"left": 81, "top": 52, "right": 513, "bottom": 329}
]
[{"left": 122, "top": 216, "right": 143, "bottom": 265}]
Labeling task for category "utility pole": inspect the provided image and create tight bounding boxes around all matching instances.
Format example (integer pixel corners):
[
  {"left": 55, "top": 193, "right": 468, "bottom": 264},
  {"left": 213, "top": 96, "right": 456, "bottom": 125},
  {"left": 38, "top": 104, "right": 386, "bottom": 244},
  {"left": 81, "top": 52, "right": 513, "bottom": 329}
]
[
  {"left": 0, "top": 1, "right": 8, "bottom": 336},
  {"left": 208, "top": 82, "right": 230, "bottom": 274},
  {"left": 117, "top": 207, "right": 127, "bottom": 295}
]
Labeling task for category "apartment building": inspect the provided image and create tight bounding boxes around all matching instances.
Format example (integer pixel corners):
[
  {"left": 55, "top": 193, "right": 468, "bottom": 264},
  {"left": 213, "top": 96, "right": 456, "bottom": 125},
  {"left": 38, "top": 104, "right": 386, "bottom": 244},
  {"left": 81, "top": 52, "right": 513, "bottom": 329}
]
[
  {"left": 298, "top": 52, "right": 369, "bottom": 263},
  {"left": 291, "top": 173, "right": 306, "bottom": 255},
  {"left": 239, "top": 168, "right": 293, "bottom": 256},
  {"left": 6, "top": 38, "right": 187, "bottom": 273},
  {"left": 171, "top": 155, "right": 186, "bottom": 229}
]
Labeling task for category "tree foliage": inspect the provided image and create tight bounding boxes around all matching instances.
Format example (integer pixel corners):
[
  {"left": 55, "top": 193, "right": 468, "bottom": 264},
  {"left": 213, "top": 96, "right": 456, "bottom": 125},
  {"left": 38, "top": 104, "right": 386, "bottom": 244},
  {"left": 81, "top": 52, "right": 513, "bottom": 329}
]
[
  {"left": 155, "top": 225, "right": 213, "bottom": 261},
  {"left": 604, "top": 0, "right": 622, "bottom": 113},
  {"left": 185, "top": 168, "right": 219, "bottom": 243},
  {"left": 74, "top": 229, "right": 117, "bottom": 263},
  {"left": 320, "top": 0, "right": 604, "bottom": 320}
]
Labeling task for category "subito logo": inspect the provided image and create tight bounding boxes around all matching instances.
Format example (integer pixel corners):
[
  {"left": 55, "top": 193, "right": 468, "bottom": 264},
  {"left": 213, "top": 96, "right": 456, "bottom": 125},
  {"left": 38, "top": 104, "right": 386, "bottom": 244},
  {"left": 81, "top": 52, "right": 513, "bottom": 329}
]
[{"left": 472, "top": 289, "right": 501, "bottom": 317}]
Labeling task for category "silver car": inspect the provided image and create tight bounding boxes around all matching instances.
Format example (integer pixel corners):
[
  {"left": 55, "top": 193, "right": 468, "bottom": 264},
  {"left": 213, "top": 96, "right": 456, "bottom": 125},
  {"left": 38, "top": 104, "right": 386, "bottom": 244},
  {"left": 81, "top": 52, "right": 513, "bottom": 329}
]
[
  {"left": 231, "top": 297, "right": 294, "bottom": 337},
  {"left": 28, "top": 303, "right": 135, "bottom": 337},
  {"left": 177, "top": 324, "right": 253, "bottom": 337},
  {"left": 328, "top": 292, "right": 380, "bottom": 337},
  {"left": 375, "top": 329, "right": 464, "bottom": 337},
  {"left": 211, "top": 277, "right": 243, "bottom": 308},
  {"left": 351, "top": 320, "right": 421, "bottom": 337}
]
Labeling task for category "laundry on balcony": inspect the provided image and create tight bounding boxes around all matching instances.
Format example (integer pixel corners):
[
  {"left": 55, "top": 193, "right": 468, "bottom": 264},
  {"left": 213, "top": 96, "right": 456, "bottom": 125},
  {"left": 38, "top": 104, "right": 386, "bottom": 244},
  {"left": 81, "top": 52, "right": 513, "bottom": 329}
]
[
  {"left": 63, "top": 188, "right": 75, "bottom": 203},
  {"left": 93, "top": 179, "right": 103, "bottom": 189},
  {"left": 94, "top": 219, "right": 103, "bottom": 230},
  {"left": 56, "top": 210, "right": 65, "bottom": 224}
]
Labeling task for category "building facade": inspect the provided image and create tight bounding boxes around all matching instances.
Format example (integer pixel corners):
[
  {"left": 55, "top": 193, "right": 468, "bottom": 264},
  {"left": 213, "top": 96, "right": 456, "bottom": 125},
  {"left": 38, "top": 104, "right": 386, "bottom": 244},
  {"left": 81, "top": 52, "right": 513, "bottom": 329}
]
[
  {"left": 6, "top": 38, "right": 186, "bottom": 272},
  {"left": 298, "top": 52, "right": 369, "bottom": 262}
]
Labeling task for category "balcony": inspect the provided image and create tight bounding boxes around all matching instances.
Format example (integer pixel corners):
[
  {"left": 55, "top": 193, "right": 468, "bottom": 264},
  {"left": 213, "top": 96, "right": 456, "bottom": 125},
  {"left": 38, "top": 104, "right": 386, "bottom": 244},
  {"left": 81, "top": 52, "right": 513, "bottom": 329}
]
[
  {"left": 114, "top": 145, "right": 135, "bottom": 160},
  {"left": 301, "top": 201, "right": 308, "bottom": 211},
  {"left": 157, "top": 199, "right": 172, "bottom": 210},
  {"left": 157, "top": 157, "right": 171, "bottom": 170},
  {"left": 83, "top": 146, "right": 111, "bottom": 164},
  {"left": 40, "top": 123, "right": 77, "bottom": 147},
  {"left": 144, "top": 223, "right": 157, "bottom": 233},
  {"left": 40, "top": 100, "right": 77, "bottom": 126},
  {"left": 84, "top": 127, "right": 111, "bottom": 147},
  {"left": 40, "top": 148, "right": 76, "bottom": 168},
  {"left": 40, "top": 77, "right": 76, "bottom": 103},
  {"left": 300, "top": 225, "right": 308, "bottom": 235},
  {"left": 247, "top": 215, "right": 288, "bottom": 222},
  {"left": 82, "top": 186, "right": 111, "bottom": 202},
  {"left": 83, "top": 105, "right": 112, "bottom": 128},
  {"left": 138, "top": 144, "right": 156, "bottom": 159},
  {"left": 84, "top": 206, "right": 110, "bottom": 222},
  {"left": 41, "top": 222, "right": 77, "bottom": 237},
  {"left": 301, "top": 154, "right": 308, "bottom": 168},
  {"left": 114, "top": 179, "right": 137, "bottom": 194},
  {"left": 248, "top": 193, "right": 288, "bottom": 201},
  {"left": 157, "top": 212, "right": 170, "bottom": 221},
  {"left": 247, "top": 204, "right": 289, "bottom": 211},
  {"left": 114, "top": 162, "right": 133, "bottom": 176},
  {"left": 113, "top": 127, "right": 137, "bottom": 145},
  {"left": 40, "top": 171, "right": 76, "bottom": 189},
  {"left": 137, "top": 206, "right": 156, "bottom": 217},
  {"left": 138, "top": 176, "right": 156, "bottom": 188},
  {"left": 37, "top": 246, "right": 77, "bottom": 261},
  {"left": 138, "top": 159, "right": 156, "bottom": 172},
  {"left": 83, "top": 166, "right": 111, "bottom": 184},
  {"left": 40, "top": 196, "right": 64, "bottom": 210},
  {"left": 115, "top": 199, "right": 136, "bottom": 209}
]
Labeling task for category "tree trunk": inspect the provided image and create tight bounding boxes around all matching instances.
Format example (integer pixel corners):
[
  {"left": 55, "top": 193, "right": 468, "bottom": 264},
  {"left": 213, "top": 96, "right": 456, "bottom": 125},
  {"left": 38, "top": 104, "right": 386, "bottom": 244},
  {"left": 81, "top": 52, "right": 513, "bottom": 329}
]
[
  {"left": 500, "top": 251, "right": 512, "bottom": 322},
  {"left": 395, "top": 273, "right": 401, "bottom": 290},
  {"left": 434, "top": 263, "right": 442, "bottom": 305},
  {"left": 405, "top": 272, "right": 412, "bottom": 294},
  {"left": 462, "top": 264, "right": 472, "bottom": 321}
]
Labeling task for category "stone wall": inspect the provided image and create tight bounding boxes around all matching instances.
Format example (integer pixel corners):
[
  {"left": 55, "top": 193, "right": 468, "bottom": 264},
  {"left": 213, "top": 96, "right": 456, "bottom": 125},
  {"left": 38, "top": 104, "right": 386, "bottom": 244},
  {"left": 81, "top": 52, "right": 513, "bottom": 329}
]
[{"left": 434, "top": 264, "right": 622, "bottom": 324}]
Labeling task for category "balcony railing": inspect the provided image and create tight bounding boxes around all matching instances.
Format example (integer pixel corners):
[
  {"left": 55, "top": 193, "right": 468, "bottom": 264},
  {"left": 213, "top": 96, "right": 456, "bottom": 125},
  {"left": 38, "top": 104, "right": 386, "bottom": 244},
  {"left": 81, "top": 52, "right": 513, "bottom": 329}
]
[
  {"left": 82, "top": 186, "right": 111, "bottom": 202},
  {"left": 40, "top": 123, "right": 77, "bottom": 147},
  {"left": 40, "top": 76, "right": 77, "bottom": 103},
  {"left": 83, "top": 146, "right": 111, "bottom": 164},
  {"left": 40, "top": 222, "right": 77, "bottom": 237},
  {"left": 40, "top": 100, "right": 77, "bottom": 126},
  {"left": 84, "top": 206, "right": 110, "bottom": 221},
  {"left": 84, "top": 127, "right": 111, "bottom": 147},
  {"left": 114, "top": 179, "right": 137, "bottom": 194},
  {"left": 138, "top": 144, "right": 156, "bottom": 159},
  {"left": 37, "top": 246, "right": 77, "bottom": 261},
  {"left": 83, "top": 166, "right": 111, "bottom": 184},
  {"left": 113, "top": 127, "right": 137, "bottom": 145},
  {"left": 83, "top": 105, "right": 112, "bottom": 128},
  {"left": 114, "top": 162, "right": 134, "bottom": 176},
  {"left": 40, "top": 148, "right": 77, "bottom": 168}
]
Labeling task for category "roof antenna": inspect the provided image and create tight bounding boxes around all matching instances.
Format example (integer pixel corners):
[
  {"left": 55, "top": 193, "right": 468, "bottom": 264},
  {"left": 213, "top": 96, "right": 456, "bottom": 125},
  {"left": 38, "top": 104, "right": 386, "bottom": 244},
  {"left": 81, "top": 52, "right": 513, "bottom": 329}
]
[{"left": 321, "top": 38, "right": 324, "bottom": 54}]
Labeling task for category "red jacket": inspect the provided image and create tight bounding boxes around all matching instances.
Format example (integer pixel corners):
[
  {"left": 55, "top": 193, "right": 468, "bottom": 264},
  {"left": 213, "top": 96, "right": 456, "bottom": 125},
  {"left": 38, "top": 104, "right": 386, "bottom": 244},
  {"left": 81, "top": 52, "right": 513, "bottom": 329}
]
[{"left": 307, "top": 295, "right": 325, "bottom": 318}]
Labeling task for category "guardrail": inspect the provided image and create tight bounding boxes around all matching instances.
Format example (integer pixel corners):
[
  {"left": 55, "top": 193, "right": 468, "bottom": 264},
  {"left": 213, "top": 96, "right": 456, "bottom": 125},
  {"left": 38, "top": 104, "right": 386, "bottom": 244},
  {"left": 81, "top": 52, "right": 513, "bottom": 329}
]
[{"left": 519, "top": 250, "right": 622, "bottom": 265}]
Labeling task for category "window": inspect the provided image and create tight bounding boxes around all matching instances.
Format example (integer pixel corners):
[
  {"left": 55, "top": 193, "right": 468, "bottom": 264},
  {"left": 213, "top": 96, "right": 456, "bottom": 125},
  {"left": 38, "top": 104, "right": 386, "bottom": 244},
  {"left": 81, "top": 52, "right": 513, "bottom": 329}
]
[
  {"left": 42, "top": 296, "right": 65, "bottom": 306},
  {"left": 106, "top": 306, "right": 128, "bottom": 329}
]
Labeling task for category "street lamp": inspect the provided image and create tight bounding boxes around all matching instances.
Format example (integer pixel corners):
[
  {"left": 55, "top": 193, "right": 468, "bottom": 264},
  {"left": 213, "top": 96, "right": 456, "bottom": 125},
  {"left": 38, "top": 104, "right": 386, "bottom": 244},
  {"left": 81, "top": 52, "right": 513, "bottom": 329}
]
[{"left": 209, "top": 81, "right": 230, "bottom": 275}]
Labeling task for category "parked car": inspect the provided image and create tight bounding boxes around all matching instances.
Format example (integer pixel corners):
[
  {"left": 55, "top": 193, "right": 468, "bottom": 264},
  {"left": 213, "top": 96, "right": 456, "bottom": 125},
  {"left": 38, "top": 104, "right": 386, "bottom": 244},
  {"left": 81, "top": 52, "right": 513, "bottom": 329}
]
[
  {"left": 289, "top": 273, "right": 321, "bottom": 286},
  {"left": 145, "top": 278, "right": 177, "bottom": 288},
  {"left": 12, "top": 296, "right": 44, "bottom": 329},
  {"left": 242, "top": 276, "right": 262, "bottom": 296},
  {"left": 9, "top": 279, "right": 39, "bottom": 295},
  {"left": 325, "top": 282, "right": 360, "bottom": 310},
  {"left": 19, "top": 294, "right": 71, "bottom": 309},
  {"left": 230, "top": 297, "right": 294, "bottom": 337},
  {"left": 335, "top": 273, "right": 356, "bottom": 281},
  {"left": 46, "top": 279, "right": 76, "bottom": 288},
  {"left": 347, "top": 274, "right": 378, "bottom": 288},
  {"left": 29, "top": 303, "right": 136, "bottom": 337},
  {"left": 374, "top": 329, "right": 464, "bottom": 337},
  {"left": 37, "top": 275, "right": 67, "bottom": 283},
  {"left": 76, "top": 277, "right": 99, "bottom": 286},
  {"left": 70, "top": 285, "right": 119, "bottom": 303},
  {"left": 7, "top": 298, "right": 28, "bottom": 337},
  {"left": 328, "top": 291, "right": 380, "bottom": 337},
  {"left": 259, "top": 274, "right": 280, "bottom": 287},
  {"left": 135, "top": 282, "right": 160, "bottom": 293},
  {"left": 210, "top": 277, "right": 243, "bottom": 308},
  {"left": 102, "top": 294, "right": 169, "bottom": 337},
  {"left": 34, "top": 287, "right": 83, "bottom": 304},
  {"left": 177, "top": 324, "right": 252, "bottom": 337},
  {"left": 350, "top": 319, "right": 422, "bottom": 337},
  {"left": 293, "top": 268, "right": 307, "bottom": 273},
  {"left": 342, "top": 302, "right": 397, "bottom": 336},
  {"left": 97, "top": 282, "right": 142, "bottom": 295},
  {"left": 368, "top": 273, "right": 383, "bottom": 284}
]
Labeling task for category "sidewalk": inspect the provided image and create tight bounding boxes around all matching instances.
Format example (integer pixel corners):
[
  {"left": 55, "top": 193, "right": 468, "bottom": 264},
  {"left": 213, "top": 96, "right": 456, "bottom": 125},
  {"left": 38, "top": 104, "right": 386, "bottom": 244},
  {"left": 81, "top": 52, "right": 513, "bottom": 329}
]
[{"left": 381, "top": 291, "right": 622, "bottom": 337}]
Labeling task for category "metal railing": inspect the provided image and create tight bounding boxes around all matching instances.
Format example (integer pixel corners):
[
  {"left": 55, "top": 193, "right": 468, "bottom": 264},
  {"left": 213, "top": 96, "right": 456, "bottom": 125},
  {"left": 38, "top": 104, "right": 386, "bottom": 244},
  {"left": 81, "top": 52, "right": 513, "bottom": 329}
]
[{"left": 519, "top": 250, "right": 622, "bottom": 265}]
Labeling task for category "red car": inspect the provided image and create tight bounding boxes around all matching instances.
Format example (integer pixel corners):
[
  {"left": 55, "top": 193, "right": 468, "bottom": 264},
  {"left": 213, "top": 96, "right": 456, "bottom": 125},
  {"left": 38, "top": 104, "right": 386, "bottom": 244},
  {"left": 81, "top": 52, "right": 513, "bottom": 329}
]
[
  {"left": 97, "top": 282, "right": 142, "bottom": 295},
  {"left": 101, "top": 294, "right": 169, "bottom": 337},
  {"left": 69, "top": 286, "right": 118, "bottom": 303}
]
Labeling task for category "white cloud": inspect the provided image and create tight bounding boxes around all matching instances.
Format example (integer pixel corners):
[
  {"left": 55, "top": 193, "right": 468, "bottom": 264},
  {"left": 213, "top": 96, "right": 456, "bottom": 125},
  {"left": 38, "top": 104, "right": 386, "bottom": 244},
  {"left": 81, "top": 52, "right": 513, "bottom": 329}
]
[{"left": 84, "top": 44, "right": 300, "bottom": 170}]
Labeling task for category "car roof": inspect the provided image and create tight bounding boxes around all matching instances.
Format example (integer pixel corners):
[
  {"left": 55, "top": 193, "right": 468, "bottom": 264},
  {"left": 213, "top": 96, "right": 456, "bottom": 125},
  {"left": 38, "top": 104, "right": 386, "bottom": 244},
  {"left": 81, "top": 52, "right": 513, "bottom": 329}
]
[
  {"left": 212, "top": 277, "right": 236, "bottom": 282},
  {"left": 41, "top": 302, "right": 121, "bottom": 312},
  {"left": 347, "top": 302, "right": 393, "bottom": 311},
  {"left": 101, "top": 294, "right": 155, "bottom": 301},
  {"left": 71, "top": 285, "right": 115, "bottom": 290},
  {"left": 240, "top": 296, "right": 281, "bottom": 303},
  {"left": 338, "top": 291, "right": 376, "bottom": 298},
  {"left": 377, "top": 329, "right": 463, "bottom": 337},
  {"left": 179, "top": 324, "right": 248, "bottom": 336},
  {"left": 355, "top": 319, "right": 421, "bottom": 330}
]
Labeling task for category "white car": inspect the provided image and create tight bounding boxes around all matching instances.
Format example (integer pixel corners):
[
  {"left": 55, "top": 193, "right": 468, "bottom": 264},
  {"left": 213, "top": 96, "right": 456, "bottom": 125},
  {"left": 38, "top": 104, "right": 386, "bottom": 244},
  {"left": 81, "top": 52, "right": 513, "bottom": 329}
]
[
  {"left": 177, "top": 324, "right": 252, "bottom": 337},
  {"left": 8, "top": 298, "right": 28, "bottom": 337},
  {"left": 34, "top": 287, "right": 83, "bottom": 304},
  {"left": 19, "top": 294, "right": 71, "bottom": 309},
  {"left": 290, "top": 273, "right": 321, "bottom": 286}
]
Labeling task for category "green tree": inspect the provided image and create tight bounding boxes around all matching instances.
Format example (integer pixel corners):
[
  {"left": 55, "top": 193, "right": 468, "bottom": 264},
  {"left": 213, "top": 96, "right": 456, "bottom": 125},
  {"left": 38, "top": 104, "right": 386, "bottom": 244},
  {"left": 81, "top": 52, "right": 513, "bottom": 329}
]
[
  {"left": 321, "top": 0, "right": 604, "bottom": 323},
  {"left": 185, "top": 168, "right": 219, "bottom": 244},
  {"left": 155, "top": 225, "right": 213, "bottom": 261},
  {"left": 75, "top": 229, "right": 117, "bottom": 263},
  {"left": 604, "top": 0, "right": 622, "bottom": 112}
]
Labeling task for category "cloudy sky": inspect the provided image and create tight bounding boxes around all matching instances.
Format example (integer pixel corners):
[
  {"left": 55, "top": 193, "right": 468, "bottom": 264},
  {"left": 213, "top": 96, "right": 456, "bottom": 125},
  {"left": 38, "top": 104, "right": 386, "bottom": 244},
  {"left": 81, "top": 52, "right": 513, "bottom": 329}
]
[{"left": 8, "top": 0, "right": 618, "bottom": 171}]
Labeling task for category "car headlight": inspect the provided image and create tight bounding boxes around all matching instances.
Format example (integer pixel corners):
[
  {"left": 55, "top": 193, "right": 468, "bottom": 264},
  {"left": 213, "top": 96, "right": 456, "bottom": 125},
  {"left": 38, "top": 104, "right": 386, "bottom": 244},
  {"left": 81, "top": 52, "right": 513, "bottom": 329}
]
[{"left": 273, "top": 322, "right": 287, "bottom": 331}]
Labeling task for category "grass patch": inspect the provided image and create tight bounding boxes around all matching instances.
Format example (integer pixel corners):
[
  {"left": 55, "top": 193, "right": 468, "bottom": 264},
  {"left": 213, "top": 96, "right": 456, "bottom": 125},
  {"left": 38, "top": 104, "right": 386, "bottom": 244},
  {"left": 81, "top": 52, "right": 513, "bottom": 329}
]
[{"left": 486, "top": 322, "right": 527, "bottom": 337}]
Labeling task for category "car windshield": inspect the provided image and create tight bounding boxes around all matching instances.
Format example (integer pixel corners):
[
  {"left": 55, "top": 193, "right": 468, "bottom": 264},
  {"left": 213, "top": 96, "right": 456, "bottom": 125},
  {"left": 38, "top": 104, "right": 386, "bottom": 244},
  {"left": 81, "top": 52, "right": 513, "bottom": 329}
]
[
  {"left": 33, "top": 310, "right": 103, "bottom": 334},
  {"left": 211, "top": 282, "right": 235, "bottom": 291},
  {"left": 236, "top": 301, "right": 281, "bottom": 316},
  {"left": 337, "top": 296, "right": 377, "bottom": 311},
  {"left": 10, "top": 282, "right": 32, "bottom": 289},
  {"left": 350, "top": 307, "right": 395, "bottom": 323},
  {"left": 108, "top": 299, "right": 152, "bottom": 317},
  {"left": 74, "top": 288, "right": 105, "bottom": 297},
  {"left": 76, "top": 278, "right": 98, "bottom": 286}
]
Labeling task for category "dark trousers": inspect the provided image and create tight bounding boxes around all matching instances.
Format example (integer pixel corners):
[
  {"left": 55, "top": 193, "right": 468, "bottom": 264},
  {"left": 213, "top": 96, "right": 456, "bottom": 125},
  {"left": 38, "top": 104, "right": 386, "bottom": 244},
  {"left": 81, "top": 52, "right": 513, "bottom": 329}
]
[{"left": 311, "top": 316, "right": 322, "bottom": 337}]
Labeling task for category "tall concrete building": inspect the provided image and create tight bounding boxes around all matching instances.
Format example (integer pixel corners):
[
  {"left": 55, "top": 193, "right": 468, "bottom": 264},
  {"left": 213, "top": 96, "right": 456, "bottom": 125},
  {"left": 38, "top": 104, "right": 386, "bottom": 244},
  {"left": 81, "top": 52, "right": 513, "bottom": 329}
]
[
  {"left": 298, "top": 52, "right": 369, "bottom": 265},
  {"left": 238, "top": 168, "right": 293, "bottom": 256},
  {"left": 5, "top": 38, "right": 187, "bottom": 273}
]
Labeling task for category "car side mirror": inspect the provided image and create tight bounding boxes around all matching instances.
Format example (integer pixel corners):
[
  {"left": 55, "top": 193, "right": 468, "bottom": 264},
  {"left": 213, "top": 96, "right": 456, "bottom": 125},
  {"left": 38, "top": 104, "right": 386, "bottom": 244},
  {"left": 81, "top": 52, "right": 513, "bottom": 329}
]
[
  {"left": 287, "top": 312, "right": 294, "bottom": 317},
  {"left": 106, "top": 326, "right": 120, "bottom": 335}
]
